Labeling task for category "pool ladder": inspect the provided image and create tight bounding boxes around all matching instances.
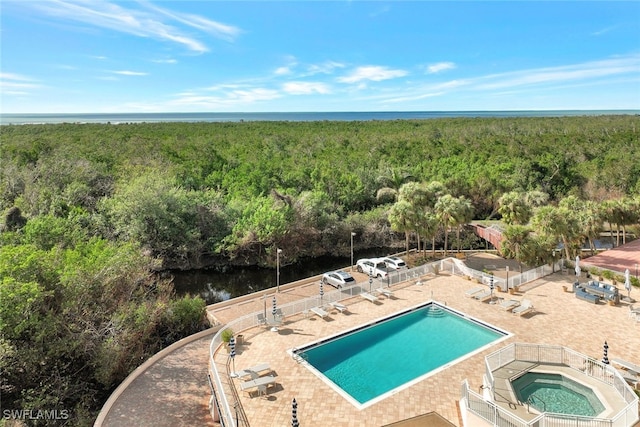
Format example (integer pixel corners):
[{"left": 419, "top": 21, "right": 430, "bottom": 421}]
[
  {"left": 425, "top": 307, "right": 445, "bottom": 317},
  {"left": 526, "top": 395, "right": 547, "bottom": 413},
  {"left": 293, "top": 351, "right": 308, "bottom": 364}
]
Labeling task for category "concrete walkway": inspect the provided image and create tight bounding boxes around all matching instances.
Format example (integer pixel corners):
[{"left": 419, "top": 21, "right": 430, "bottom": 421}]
[{"left": 94, "top": 328, "right": 220, "bottom": 427}]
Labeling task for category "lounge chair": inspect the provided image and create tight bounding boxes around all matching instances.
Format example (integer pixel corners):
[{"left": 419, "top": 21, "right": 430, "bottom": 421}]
[
  {"left": 512, "top": 299, "right": 534, "bottom": 316},
  {"left": 611, "top": 358, "right": 640, "bottom": 388},
  {"left": 329, "top": 302, "right": 348, "bottom": 313},
  {"left": 310, "top": 306, "right": 329, "bottom": 318},
  {"left": 233, "top": 363, "right": 272, "bottom": 379},
  {"left": 464, "top": 286, "right": 485, "bottom": 298},
  {"left": 629, "top": 305, "right": 640, "bottom": 318},
  {"left": 240, "top": 375, "right": 277, "bottom": 397},
  {"left": 472, "top": 289, "right": 494, "bottom": 302},
  {"left": 256, "top": 313, "right": 267, "bottom": 325},
  {"left": 360, "top": 292, "right": 378, "bottom": 303},
  {"left": 376, "top": 288, "right": 394, "bottom": 298},
  {"left": 499, "top": 299, "right": 520, "bottom": 311},
  {"left": 274, "top": 308, "right": 285, "bottom": 321}
]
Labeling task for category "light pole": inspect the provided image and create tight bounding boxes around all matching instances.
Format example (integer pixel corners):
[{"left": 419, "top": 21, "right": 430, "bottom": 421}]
[
  {"left": 350, "top": 232, "right": 356, "bottom": 272},
  {"left": 276, "top": 248, "right": 282, "bottom": 292},
  {"left": 636, "top": 263, "right": 638, "bottom": 280}
]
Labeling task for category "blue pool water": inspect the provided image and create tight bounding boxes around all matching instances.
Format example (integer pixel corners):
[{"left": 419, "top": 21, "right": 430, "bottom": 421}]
[
  {"left": 296, "top": 303, "right": 507, "bottom": 405},
  {"left": 512, "top": 372, "right": 605, "bottom": 416}
]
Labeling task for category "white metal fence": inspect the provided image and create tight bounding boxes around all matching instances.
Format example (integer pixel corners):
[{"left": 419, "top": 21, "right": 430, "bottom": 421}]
[
  {"left": 468, "top": 343, "right": 640, "bottom": 427},
  {"left": 208, "top": 258, "right": 567, "bottom": 426}
]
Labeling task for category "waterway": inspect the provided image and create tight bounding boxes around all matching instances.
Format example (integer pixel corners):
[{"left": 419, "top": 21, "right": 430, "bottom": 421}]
[{"left": 171, "top": 248, "right": 399, "bottom": 304}]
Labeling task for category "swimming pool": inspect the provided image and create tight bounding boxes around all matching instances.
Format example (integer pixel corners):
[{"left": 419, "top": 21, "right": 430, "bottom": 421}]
[
  {"left": 292, "top": 302, "right": 509, "bottom": 408},
  {"left": 511, "top": 372, "right": 605, "bottom": 417}
]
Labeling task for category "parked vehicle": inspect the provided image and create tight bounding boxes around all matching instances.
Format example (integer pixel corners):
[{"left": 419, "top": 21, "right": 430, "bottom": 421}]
[
  {"left": 356, "top": 258, "right": 391, "bottom": 278},
  {"left": 321, "top": 270, "right": 355, "bottom": 289},
  {"left": 382, "top": 256, "right": 407, "bottom": 270}
]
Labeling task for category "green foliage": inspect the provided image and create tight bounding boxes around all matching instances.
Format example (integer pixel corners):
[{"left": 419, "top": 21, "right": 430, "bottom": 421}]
[{"left": 221, "top": 328, "right": 234, "bottom": 343}]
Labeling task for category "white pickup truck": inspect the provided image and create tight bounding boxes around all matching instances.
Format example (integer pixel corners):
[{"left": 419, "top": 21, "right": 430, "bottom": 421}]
[{"left": 356, "top": 258, "right": 392, "bottom": 278}]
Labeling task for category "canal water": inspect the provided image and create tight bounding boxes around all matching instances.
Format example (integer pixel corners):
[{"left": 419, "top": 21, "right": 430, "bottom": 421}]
[{"left": 171, "top": 248, "right": 399, "bottom": 304}]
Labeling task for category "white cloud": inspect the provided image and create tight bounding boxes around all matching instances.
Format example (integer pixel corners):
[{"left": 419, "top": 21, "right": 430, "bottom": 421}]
[
  {"left": 427, "top": 62, "right": 456, "bottom": 74},
  {"left": 282, "top": 81, "right": 330, "bottom": 95},
  {"left": 152, "top": 59, "right": 177, "bottom": 64},
  {"left": 307, "top": 61, "right": 345, "bottom": 75},
  {"left": 275, "top": 66, "right": 292, "bottom": 76},
  {"left": 26, "top": 0, "right": 242, "bottom": 53},
  {"left": 0, "top": 73, "right": 41, "bottom": 93},
  {"left": 474, "top": 55, "right": 640, "bottom": 91},
  {"left": 337, "top": 66, "right": 408, "bottom": 83},
  {"left": 168, "top": 87, "right": 281, "bottom": 108},
  {"left": 111, "top": 70, "right": 148, "bottom": 76}
]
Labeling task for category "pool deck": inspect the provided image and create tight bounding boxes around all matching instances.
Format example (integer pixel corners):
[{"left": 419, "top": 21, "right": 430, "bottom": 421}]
[{"left": 209, "top": 266, "right": 640, "bottom": 427}]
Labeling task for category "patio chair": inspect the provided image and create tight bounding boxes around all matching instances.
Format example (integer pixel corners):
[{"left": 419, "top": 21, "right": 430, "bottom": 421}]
[
  {"left": 256, "top": 313, "right": 267, "bottom": 325},
  {"left": 240, "top": 375, "right": 277, "bottom": 397},
  {"left": 512, "top": 299, "right": 534, "bottom": 316},
  {"left": 464, "top": 286, "right": 485, "bottom": 298},
  {"left": 499, "top": 299, "right": 521, "bottom": 311},
  {"left": 329, "top": 302, "right": 348, "bottom": 313},
  {"left": 233, "top": 363, "right": 272, "bottom": 379},
  {"left": 376, "top": 288, "right": 394, "bottom": 298},
  {"left": 310, "top": 306, "right": 329, "bottom": 319},
  {"left": 629, "top": 305, "right": 640, "bottom": 318},
  {"left": 360, "top": 292, "right": 378, "bottom": 303},
  {"left": 472, "top": 289, "right": 494, "bottom": 302}
]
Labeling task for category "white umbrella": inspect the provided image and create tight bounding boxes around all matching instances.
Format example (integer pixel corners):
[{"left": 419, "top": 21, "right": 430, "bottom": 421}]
[
  {"left": 291, "top": 398, "right": 299, "bottom": 427},
  {"left": 602, "top": 341, "right": 609, "bottom": 365},
  {"left": 229, "top": 336, "right": 236, "bottom": 376},
  {"left": 624, "top": 269, "right": 631, "bottom": 300},
  {"left": 319, "top": 281, "right": 324, "bottom": 303},
  {"left": 575, "top": 256, "right": 581, "bottom": 277}
]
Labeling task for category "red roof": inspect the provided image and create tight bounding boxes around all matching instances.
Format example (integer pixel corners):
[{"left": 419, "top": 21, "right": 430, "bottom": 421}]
[{"left": 581, "top": 238, "right": 640, "bottom": 275}]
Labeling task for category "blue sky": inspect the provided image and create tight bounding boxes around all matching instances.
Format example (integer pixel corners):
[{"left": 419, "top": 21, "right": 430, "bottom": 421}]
[{"left": 1, "top": 1, "right": 639, "bottom": 113}]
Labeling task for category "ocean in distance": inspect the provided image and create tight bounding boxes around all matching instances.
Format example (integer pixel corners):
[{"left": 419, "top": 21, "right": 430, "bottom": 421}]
[{"left": 1, "top": 110, "right": 638, "bottom": 125}]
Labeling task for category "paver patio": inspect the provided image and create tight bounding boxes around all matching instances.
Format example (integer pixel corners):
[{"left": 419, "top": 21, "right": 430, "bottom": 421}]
[{"left": 210, "top": 268, "right": 640, "bottom": 426}]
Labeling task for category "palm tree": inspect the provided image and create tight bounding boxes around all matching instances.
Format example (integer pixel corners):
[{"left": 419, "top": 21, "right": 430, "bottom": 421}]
[
  {"left": 435, "top": 194, "right": 459, "bottom": 256},
  {"left": 498, "top": 191, "right": 531, "bottom": 225},
  {"left": 530, "top": 205, "right": 581, "bottom": 261},
  {"left": 500, "top": 225, "right": 532, "bottom": 273},
  {"left": 578, "top": 201, "right": 603, "bottom": 255},
  {"left": 388, "top": 199, "right": 414, "bottom": 256},
  {"left": 453, "top": 196, "right": 474, "bottom": 252}
]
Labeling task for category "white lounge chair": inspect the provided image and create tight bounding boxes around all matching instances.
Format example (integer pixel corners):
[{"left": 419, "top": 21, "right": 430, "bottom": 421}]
[
  {"left": 240, "top": 375, "right": 277, "bottom": 397},
  {"left": 329, "top": 302, "right": 348, "bottom": 313},
  {"left": 512, "top": 299, "right": 534, "bottom": 316},
  {"left": 611, "top": 358, "right": 640, "bottom": 388},
  {"left": 499, "top": 299, "right": 520, "bottom": 311},
  {"left": 310, "top": 306, "right": 329, "bottom": 318},
  {"left": 464, "top": 286, "right": 485, "bottom": 298},
  {"left": 376, "top": 288, "right": 394, "bottom": 298},
  {"left": 256, "top": 313, "right": 267, "bottom": 325},
  {"left": 360, "top": 292, "right": 378, "bottom": 303},
  {"left": 472, "top": 289, "right": 494, "bottom": 301},
  {"left": 233, "top": 363, "right": 272, "bottom": 379}
]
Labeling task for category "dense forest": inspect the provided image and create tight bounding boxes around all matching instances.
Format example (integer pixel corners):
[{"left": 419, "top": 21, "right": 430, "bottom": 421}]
[{"left": 1, "top": 115, "right": 640, "bottom": 425}]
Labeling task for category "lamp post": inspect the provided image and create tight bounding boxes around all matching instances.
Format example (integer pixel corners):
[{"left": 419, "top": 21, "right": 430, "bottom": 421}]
[
  {"left": 276, "top": 248, "right": 282, "bottom": 292},
  {"left": 636, "top": 263, "right": 638, "bottom": 280},
  {"left": 350, "top": 232, "right": 356, "bottom": 272},
  {"left": 551, "top": 250, "right": 556, "bottom": 273}
]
